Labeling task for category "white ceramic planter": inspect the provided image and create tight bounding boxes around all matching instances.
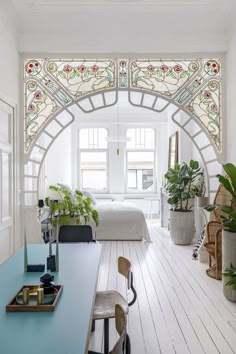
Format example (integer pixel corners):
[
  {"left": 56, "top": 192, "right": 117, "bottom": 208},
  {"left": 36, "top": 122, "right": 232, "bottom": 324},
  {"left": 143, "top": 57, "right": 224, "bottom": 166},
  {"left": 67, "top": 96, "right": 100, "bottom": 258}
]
[
  {"left": 170, "top": 210, "right": 194, "bottom": 245},
  {"left": 222, "top": 230, "right": 236, "bottom": 302}
]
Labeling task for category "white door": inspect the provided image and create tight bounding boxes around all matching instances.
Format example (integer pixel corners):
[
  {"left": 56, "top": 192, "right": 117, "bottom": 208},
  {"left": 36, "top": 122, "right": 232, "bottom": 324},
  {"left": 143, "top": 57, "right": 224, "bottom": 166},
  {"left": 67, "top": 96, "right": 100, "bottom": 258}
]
[{"left": 0, "top": 99, "right": 14, "bottom": 263}]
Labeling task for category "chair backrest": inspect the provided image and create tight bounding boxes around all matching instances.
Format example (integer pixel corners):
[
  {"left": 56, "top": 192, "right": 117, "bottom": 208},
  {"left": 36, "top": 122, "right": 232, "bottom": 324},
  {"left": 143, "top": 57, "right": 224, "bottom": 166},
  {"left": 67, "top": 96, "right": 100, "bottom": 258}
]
[
  {"left": 118, "top": 256, "right": 137, "bottom": 307},
  {"left": 59, "top": 225, "right": 94, "bottom": 243},
  {"left": 212, "top": 182, "right": 232, "bottom": 222},
  {"left": 111, "top": 304, "right": 130, "bottom": 354}
]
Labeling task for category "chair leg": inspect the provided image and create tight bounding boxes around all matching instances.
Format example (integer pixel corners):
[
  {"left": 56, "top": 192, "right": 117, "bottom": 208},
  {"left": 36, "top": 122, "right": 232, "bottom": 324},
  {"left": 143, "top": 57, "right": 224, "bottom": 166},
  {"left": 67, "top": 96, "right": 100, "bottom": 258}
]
[
  {"left": 104, "top": 318, "right": 109, "bottom": 354},
  {"left": 91, "top": 319, "right": 96, "bottom": 332}
]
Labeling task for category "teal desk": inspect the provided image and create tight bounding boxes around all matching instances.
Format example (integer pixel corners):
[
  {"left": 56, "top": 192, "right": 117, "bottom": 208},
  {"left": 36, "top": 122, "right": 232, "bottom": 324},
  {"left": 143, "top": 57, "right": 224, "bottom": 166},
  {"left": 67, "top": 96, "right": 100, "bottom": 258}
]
[{"left": 0, "top": 243, "right": 102, "bottom": 354}]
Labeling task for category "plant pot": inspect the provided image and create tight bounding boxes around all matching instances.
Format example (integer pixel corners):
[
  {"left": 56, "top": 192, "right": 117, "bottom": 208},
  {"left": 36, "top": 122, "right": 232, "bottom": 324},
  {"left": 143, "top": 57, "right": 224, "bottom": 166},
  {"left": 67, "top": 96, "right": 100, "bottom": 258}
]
[
  {"left": 197, "top": 196, "right": 209, "bottom": 208},
  {"left": 170, "top": 210, "right": 194, "bottom": 245},
  {"left": 222, "top": 229, "right": 236, "bottom": 302}
]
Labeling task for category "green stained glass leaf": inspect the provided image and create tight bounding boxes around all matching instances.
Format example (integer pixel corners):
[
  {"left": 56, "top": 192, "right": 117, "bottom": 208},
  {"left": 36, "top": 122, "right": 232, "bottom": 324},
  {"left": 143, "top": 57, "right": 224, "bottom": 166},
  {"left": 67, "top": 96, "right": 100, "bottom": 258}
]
[
  {"left": 180, "top": 71, "right": 187, "bottom": 78},
  {"left": 69, "top": 70, "right": 76, "bottom": 80},
  {"left": 170, "top": 70, "right": 177, "bottom": 79}
]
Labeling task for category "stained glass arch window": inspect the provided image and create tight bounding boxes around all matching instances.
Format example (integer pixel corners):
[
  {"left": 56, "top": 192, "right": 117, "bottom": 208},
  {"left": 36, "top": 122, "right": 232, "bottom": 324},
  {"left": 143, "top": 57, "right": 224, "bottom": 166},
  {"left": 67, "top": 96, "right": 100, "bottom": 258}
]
[{"left": 23, "top": 58, "right": 222, "bottom": 206}]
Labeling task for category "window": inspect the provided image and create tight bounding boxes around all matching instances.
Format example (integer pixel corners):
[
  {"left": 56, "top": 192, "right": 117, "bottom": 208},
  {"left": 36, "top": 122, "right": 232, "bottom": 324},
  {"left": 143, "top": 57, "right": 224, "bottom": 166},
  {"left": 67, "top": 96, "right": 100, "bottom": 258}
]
[
  {"left": 126, "top": 128, "right": 155, "bottom": 192},
  {"left": 79, "top": 128, "right": 108, "bottom": 191}
]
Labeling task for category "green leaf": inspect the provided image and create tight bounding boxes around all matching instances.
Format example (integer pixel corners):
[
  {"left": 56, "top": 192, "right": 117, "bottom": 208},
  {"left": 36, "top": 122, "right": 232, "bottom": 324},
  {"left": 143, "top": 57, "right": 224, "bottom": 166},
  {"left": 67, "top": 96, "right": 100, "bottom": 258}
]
[
  {"left": 180, "top": 71, "right": 187, "bottom": 79},
  {"left": 217, "top": 175, "right": 236, "bottom": 199},
  {"left": 223, "top": 163, "right": 236, "bottom": 191},
  {"left": 190, "top": 160, "right": 199, "bottom": 170}
]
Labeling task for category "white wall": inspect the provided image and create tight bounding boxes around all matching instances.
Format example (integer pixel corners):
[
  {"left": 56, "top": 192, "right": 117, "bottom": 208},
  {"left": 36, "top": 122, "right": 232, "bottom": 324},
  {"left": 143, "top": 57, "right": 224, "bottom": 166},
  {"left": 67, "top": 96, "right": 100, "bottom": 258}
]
[
  {"left": 43, "top": 126, "right": 72, "bottom": 190},
  {"left": 0, "top": 4, "right": 20, "bottom": 256},
  {"left": 226, "top": 27, "right": 236, "bottom": 164}
]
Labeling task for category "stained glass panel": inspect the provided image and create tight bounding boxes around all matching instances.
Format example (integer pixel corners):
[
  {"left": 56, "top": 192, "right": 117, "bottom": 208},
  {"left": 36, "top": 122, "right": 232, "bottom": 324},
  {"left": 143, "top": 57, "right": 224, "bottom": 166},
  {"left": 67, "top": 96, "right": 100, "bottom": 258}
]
[
  {"left": 24, "top": 58, "right": 222, "bottom": 154},
  {"left": 25, "top": 80, "right": 61, "bottom": 152},
  {"left": 185, "top": 79, "right": 221, "bottom": 151},
  {"left": 46, "top": 60, "right": 116, "bottom": 97},
  {"left": 130, "top": 60, "right": 200, "bottom": 97},
  {"left": 118, "top": 60, "right": 128, "bottom": 88}
]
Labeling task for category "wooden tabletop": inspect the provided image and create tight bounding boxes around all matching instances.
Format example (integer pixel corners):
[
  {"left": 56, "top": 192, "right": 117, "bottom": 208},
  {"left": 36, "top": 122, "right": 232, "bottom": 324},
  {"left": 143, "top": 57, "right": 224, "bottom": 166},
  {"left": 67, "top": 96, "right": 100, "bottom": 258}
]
[{"left": 0, "top": 243, "right": 102, "bottom": 354}]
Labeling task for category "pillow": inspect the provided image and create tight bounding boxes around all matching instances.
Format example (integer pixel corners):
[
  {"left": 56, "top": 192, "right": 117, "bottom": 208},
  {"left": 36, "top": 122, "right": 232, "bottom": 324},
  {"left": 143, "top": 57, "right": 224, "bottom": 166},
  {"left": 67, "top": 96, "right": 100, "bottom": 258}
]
[{"left": 82, "top": 190, "right": 96, "bottom": 205}]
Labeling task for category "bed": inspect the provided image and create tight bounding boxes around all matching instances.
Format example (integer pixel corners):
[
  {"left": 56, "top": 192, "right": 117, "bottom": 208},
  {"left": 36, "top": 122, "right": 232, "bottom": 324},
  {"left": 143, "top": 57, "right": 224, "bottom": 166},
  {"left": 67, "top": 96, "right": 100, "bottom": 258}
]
[{"left": 91, "top": 201, "right": 151, "bottom": 242}]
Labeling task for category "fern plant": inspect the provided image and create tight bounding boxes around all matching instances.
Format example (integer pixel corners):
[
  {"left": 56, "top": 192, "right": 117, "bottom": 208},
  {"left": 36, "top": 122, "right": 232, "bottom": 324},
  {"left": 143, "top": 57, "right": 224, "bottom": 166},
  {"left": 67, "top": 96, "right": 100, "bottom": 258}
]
[{"left": 45, "top": 185, "right": 99, "bottom": 226}]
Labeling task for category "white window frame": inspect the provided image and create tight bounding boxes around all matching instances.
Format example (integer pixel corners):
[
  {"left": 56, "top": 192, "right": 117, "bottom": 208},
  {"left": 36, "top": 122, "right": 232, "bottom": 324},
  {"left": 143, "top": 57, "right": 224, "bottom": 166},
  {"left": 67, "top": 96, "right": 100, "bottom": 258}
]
[
  {"left": 78, "top": 128, "right": 109, "bottom": 193},
  {"left": 125, "top": 128, "right": 156, "bottom": 193}
]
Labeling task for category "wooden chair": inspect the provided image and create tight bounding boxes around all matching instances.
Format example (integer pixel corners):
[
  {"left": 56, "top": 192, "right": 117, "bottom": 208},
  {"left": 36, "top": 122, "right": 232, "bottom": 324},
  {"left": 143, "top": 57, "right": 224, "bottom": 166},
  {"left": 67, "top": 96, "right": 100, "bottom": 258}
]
[
  {"left": 89, "top": 304, "right": 130, "bottom": 354},
  {"left": 204, "top": 183, "right": 232, "bottom": 279},
  {"left": 92, "top": 257, "right": 136, "bottom": 354},
  {"left": 58, "top": 225, "right": 94, "bottom": 243}
]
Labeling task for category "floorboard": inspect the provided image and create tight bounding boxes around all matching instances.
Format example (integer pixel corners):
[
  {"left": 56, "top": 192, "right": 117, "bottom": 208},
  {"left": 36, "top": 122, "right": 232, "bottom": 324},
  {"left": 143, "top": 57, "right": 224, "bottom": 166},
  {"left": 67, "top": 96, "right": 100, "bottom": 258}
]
[{"left": 89, "top": 222, "right": 236, "bottom": 354}]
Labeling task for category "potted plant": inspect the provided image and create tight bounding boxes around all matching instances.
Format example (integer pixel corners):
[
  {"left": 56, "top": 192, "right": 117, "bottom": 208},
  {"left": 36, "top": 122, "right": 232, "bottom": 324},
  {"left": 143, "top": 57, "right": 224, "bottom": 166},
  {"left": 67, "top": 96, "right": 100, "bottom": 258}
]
[
  {"left": 43, "top": 185, "right": 99, "bottom": 272},
  {"left": 164, "top": 160, "right": 203, "bottom": 245},
  {"left": 195, "top": 174, "right": 209, "bottom": 208},
  {"left": 204, "top": 163, "right": 236, "bottom": 301},
  {"left": 45, "top": 185, "right": 99, "bottom": 227}
]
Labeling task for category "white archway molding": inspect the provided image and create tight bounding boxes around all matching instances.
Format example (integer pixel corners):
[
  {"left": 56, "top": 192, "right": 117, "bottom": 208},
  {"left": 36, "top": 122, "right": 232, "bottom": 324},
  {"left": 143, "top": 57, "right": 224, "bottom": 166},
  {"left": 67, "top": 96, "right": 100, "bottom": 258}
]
[{"left": 23, "top": 89, "right": 220, "bottom": 206}]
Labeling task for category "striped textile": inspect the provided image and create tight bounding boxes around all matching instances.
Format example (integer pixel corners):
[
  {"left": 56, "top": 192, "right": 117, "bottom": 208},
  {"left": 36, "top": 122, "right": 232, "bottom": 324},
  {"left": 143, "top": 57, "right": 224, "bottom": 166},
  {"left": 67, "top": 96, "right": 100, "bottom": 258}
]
[{"left": 192, "top": 225, "right": 206, "bottom": 260}]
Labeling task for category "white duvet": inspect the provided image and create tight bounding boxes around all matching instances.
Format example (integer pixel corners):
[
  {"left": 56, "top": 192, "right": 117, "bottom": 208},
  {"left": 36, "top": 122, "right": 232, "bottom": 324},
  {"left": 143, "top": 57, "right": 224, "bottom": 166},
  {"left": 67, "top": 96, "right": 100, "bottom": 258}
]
[{"left": 94, "top": 201, "right": 151, "bottom": 242}]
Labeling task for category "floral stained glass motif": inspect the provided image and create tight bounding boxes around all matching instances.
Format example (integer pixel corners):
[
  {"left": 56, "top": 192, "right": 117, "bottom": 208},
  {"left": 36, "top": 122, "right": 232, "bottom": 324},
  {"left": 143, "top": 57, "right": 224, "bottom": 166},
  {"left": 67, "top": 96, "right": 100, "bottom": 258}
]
[
  {"left": 24, "top": 58, "right": 222, "bottom": 154},
  {"left": 118, "top": 60, "right": 128, "bottom": 88},
  {"left": 130, "top": 60, "right": 200, "bottom": 97},
  {"left": 185, "top": 80, "right": 221, "bottom": 151},
  {"left": 46, "top": 60, "right": 116, "bottom": 97},
  {"left": 25, "top": 80, "right": 61, "bottom": 152}
]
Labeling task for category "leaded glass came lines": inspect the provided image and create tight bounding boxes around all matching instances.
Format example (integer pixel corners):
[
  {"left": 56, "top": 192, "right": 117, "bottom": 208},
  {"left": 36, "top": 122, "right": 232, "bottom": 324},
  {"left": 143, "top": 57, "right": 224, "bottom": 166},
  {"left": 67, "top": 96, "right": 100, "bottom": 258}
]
[{"left": 24, "top": 58, "right": 222, "bottom": 154}]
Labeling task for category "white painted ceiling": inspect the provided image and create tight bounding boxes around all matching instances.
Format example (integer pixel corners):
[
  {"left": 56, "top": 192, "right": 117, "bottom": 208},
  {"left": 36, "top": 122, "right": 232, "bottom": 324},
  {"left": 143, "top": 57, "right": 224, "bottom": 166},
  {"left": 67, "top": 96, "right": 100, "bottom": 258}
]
[{"left": 7, "top": 0, "right": 236, "bottom": 52}]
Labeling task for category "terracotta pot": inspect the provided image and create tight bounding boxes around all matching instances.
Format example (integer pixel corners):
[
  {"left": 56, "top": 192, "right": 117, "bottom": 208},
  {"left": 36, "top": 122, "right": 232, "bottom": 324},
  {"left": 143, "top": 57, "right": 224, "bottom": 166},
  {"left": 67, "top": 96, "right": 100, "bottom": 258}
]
[
  {"left": 222, "top": 230, "right": 236, "bottom": 302},
  {"left": 170, "top": 210, "right": 194, "bottom": 245}
]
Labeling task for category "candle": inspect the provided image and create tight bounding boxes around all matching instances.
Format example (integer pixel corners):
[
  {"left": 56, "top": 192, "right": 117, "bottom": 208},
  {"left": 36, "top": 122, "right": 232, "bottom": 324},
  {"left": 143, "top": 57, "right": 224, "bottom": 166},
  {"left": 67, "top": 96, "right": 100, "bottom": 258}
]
[{"left": 37, "top": 288, "right": 44, "bottom": 305}]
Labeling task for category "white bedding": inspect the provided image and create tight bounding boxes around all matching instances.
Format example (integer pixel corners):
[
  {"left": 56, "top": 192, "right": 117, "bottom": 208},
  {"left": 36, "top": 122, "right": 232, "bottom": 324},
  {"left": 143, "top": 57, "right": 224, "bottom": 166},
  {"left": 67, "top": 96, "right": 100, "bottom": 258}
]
[{"left": 94, "top": 201, "right": 151, "bottom": 241}]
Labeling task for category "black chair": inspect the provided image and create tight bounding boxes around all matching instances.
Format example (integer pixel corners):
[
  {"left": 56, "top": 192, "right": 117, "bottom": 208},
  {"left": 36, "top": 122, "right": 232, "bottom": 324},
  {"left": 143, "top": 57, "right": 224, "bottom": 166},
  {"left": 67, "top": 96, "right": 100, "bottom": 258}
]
[
  {"left": 89, "top": 304, "right": 131, "bottom": 354},
  {"left": 58, "top": 225, "right": 94, "bottom": 243}
]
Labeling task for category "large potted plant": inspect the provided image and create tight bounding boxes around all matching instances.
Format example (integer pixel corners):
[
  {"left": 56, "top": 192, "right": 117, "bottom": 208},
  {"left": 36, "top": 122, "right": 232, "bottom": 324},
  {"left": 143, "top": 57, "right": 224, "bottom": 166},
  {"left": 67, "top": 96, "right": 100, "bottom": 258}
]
[
  {"left": 164, "top": 160, "right": 203, "bottom": 245},
  {"left": 204, "top": 163, "right": 236, "bottom": 301}
]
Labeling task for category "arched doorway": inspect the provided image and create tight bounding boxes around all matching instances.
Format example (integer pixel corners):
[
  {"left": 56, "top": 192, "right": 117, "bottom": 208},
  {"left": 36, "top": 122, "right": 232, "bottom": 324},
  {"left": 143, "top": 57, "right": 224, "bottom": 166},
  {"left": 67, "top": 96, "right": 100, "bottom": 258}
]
[{"left": 23, "top": 58, "right": 222, "bottom": 206}]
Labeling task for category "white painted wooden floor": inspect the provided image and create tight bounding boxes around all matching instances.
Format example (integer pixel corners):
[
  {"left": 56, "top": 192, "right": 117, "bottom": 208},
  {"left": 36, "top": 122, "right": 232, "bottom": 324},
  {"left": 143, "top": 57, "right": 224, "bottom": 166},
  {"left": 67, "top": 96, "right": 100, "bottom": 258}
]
[{"left": 89, "top": 223, "right": 236, "bottom": 354}]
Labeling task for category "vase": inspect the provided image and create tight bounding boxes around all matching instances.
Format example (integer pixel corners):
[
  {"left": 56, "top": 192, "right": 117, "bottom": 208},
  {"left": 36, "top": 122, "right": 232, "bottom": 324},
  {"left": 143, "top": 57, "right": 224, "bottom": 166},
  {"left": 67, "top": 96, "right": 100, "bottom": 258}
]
[{"left": 170, "top": 210, "right": 194, "bottom": 245}]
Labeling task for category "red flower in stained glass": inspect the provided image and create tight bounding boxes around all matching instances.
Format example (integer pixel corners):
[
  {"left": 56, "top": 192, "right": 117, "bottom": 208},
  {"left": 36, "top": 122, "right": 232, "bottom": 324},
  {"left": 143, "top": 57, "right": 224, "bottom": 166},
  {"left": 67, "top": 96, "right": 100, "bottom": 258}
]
[
  {"left": 120, "top": 61, "right": 126, "bottom": 67},
  {"left": 35, "top": 62, "right": 39, "bottom": 67},
  {"left": 91, "top": 64, "right": 99, "bottom": 73},
  {"left": 203, "top": 90, "right": 212, "bottom": 99},
  {"left": 214, "top": 69, "right": 218, "bottom": 74},
  {"left": 28, "top": 104, "right": 35, "bottom": 112},
  {"left": 28, "top": 69, "right": 32, "bottom": 74},
  {"left": 63, "top": 65, "right": 72, "bottom": 73},
  {"left": 34, "top": 91, "right": 42, "bottom": 100},
  {"left": 211, "top": 103, "right": 218, "bottom": 112},
  {"left": 78, "top": 65, "right": 86, "bottom": 72},
  {"left": 212, "top": 63, "right": 216, "bottom": 68},
  {"left": 207, "top": 62, "right": 211, "bottom": 66},
  {"left": 173, "top": 64, "right": 183, "bottom": 73},
  {"left": 147, "top": 64, "right": 155, "bottom": 72},
  {"left": 29, "top": 63, "right": 33, "bottom": 68},
  {"left": 160, "top": 64, "right": 168, "bottom": 72}
]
